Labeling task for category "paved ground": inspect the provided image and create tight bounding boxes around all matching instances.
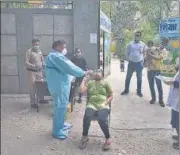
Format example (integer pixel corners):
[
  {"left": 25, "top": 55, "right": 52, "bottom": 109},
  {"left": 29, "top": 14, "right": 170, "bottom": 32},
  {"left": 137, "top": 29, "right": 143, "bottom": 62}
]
[{"left": 1, "top": 60, "right": 179, "bottom": 155}]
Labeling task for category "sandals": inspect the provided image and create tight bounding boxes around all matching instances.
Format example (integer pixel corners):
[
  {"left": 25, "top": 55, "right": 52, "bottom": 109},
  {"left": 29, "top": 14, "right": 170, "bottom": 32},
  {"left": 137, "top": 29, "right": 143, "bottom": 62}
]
[
  {"left": 103, "top": 140, "right": 111, "bottom": 151},
  {"left": 173, "top": 142, "right": 179, "bottom": 149},
  {"left": 79, "top": 137, "right": 111, "bottom": 151},
  {"left": 79, "top": 136, "right": 89, "bottom": 149}
]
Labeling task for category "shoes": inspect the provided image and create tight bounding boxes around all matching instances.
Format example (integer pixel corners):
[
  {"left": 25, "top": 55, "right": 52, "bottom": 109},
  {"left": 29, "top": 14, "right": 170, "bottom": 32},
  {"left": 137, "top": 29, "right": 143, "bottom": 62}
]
[
  {"left": 173, "top": 142, "right": 179, "bottom": 149},
  {"left": 137, "top": 92, "right": 143, "bottom": 97},
  {"left": 79, "top": 136, "right": 89, "bottom": 149},
  {"left": 150, "top": 99, "right": 156, "bottom": 104},
  {"left": 121, "top": 90, "right": 129, "bottom": 95},
  {"left": 159, "top": 100, "right": 165, "bottom": 107},
  {"left": 103, "top": 139, "right": 111, "bottom": 151}
]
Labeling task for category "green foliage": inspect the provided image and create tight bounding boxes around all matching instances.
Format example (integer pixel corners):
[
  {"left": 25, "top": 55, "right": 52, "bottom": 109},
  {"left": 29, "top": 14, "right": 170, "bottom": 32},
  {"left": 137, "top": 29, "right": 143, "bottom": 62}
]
[
  {"left": 139, "top": 21, "right": 157, "bottom": 44},
  {"left": 100, "top": 0, "right": 174, "bottom": 59}
]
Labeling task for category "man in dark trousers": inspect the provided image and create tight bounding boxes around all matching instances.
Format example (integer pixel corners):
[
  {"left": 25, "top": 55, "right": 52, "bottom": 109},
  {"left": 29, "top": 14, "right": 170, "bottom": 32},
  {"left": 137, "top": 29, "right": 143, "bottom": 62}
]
[
  {"left": 121, "top": 31, "right": 147, "bottom": 97},
  {"left": 71, "top": 48, "right": 88, "bottom": 103}
]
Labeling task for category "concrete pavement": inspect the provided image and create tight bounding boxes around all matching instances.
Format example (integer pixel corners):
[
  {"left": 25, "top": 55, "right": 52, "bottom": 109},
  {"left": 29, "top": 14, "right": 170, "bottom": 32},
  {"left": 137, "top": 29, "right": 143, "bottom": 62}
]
[{"left": 1, "top": 59, "right": 179, "bottom": 155}]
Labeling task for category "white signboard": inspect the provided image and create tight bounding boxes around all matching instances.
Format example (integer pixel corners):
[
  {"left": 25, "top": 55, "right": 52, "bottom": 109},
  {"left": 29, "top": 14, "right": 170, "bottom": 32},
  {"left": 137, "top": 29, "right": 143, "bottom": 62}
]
[{"left": 90, "top": 33, "right": 97, "bottom": 44}]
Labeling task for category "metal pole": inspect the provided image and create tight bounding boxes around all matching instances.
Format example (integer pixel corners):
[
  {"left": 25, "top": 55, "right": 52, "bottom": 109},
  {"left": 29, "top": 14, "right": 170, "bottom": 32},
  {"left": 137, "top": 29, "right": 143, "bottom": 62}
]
[
  {"left": 160, "top": 0, "right": 163, "bottom": 20},
  {"left": 110, "top": 2, "right": 112, "bottom": 19}
]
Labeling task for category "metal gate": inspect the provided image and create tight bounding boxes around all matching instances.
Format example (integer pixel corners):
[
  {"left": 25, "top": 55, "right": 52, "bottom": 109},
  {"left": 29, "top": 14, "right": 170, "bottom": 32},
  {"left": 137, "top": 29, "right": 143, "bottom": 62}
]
[{"left": 1, "top": 7, "right": 73, "bottom": 94}]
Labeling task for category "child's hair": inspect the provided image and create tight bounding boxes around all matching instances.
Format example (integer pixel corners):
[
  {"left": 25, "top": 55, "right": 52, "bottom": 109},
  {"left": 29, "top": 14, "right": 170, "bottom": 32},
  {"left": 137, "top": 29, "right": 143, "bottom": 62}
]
[{"left": 75, "top": 47, "right": 82, "bottom": 54}]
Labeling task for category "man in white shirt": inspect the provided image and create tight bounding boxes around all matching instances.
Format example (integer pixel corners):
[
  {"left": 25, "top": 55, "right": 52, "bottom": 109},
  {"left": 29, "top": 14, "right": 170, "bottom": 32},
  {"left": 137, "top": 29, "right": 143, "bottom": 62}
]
[{"left": 121, "top": 31, "right": 147, "bottom": 97}]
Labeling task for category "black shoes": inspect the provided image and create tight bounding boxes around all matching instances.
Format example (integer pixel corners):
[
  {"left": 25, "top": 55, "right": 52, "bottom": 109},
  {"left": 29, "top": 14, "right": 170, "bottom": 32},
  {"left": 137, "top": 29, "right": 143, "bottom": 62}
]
[
  {"left": 121, "top": 91, "right": 143, "bottom": 97},
  {"left": 159, "top": 100, "right": 165, "bottom": 107},
  {"left": 150, "top": 99, "right": 156, "bottom": 104},
  {"left": 149, "top": 99, "right": 165, "bottom": 107},
  {"left": 137, "top": 92, "right": 143, "bottom": 97},
  {"left": 173, "top": 142, "right": 179, "bottom": 149},
  {"left": 121, "top": 91, "right": 129, "bottom": 95}
]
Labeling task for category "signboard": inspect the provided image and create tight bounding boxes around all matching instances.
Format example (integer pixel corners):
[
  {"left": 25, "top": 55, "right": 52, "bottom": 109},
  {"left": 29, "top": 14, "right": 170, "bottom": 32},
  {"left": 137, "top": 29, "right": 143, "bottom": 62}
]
[
  {"left": 159, "top": 17, "right": 179, "bottom": 34},
  {"left": 90, "top": 33, "right": 97, "bottom": 44},
  {"left": 100, "top": 10, "right": 111, "bottom": 34},
  {"left": 159, "top": 17, "right": 179, "bottom": 77}
]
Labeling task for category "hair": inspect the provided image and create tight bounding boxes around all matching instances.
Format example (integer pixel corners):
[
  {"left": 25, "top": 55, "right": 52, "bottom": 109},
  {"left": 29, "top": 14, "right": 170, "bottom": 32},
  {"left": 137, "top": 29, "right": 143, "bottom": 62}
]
[
  {"left": 75, "top": 47, "right": 82, "bottom": 53},
  {"left": 147, "top": 40, "right": 154, "bottom": 46},
  {"left": 135, "top": 31, "right": 142, "bottom": 36},
  {"left": 32, "top": 39, "right": 40, "bottom": 44},
  {"left": 52, "top": 40, "right": 66, "bottom": 50}
]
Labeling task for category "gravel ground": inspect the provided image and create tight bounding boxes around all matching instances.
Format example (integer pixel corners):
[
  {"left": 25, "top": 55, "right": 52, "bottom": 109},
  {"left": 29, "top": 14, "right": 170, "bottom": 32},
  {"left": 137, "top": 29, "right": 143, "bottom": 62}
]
[{"left": 1, "top": 60, "right": 179, "bottom": 155}]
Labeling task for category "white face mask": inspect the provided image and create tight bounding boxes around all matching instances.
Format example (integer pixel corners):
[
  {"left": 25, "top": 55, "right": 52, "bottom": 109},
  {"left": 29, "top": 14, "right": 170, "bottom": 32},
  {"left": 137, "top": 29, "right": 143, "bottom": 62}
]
[
  {"left": 62, "top": 48, "right": 67, "bottom": 55},
  {"left": 33, "top": 45, "right": 40, "bottom": 50}
]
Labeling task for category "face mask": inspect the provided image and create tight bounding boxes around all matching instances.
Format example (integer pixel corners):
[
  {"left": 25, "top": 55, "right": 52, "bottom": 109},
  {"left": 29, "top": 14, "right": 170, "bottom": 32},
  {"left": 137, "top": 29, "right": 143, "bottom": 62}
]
[
  {"left": 33, "top": 46, "right": 40, "bottom": 50},
  {"left": 93, "top": 70, "right": 102, "bottom": 81},
  {"left": 94, "top": 76, "right": 102, "bottom": 81},
  {"left": 62, "top": 48, "right": 67, "bottom": 55},
  {"left": 76, "top": 53, "right": 82, "bottom": 58}
]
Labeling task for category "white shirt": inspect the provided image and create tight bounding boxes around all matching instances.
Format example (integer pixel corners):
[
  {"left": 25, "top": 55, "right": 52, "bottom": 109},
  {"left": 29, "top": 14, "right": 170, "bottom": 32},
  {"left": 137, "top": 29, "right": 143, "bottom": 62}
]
[{"left": 127, "top": 41, "right": 147, "bottom": 63}]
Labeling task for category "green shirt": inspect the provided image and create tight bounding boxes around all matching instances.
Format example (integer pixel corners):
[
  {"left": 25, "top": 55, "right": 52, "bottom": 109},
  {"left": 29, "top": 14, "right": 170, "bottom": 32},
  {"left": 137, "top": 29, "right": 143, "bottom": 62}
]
[{"left": 86, "top": 80, "right": 112, "bottom": 111}]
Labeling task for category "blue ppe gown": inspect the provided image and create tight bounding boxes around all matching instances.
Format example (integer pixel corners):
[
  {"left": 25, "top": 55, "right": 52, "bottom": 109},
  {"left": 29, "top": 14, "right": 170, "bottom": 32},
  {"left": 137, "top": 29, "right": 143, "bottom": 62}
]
[{"left": 44, "top": 50, "right": 85, "bottom": 139}]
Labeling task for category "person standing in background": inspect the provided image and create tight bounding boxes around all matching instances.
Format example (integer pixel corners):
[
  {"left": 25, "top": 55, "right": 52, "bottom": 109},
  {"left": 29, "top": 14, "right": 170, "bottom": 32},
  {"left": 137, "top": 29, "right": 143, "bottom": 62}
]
[
  {"left": 146, "top": 38, "right": 169, "bottom": 107},
  {"left": 71, "top": 48, "right": 88, "bottom": 103},
  {"left": 121, "top": 31, "right": 147, "bottom": 97},
  {"left": 120, "top": 59, "right": 125, "bottom": 72},
  {"left": 25, "top": 39, "right": 48, "bottom": 108}
]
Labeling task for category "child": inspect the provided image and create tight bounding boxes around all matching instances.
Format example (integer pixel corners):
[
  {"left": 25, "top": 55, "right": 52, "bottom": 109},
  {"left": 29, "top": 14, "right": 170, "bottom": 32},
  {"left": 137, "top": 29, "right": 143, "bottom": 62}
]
[
  {"left": 120, "top": 60, "right": 125, "bottom": 72},
  {"left": 71, "top": 48, "right": 88, "bottom": 103},
  {"left": 164, "top": 61, "right": 179, "bottom": 149}
]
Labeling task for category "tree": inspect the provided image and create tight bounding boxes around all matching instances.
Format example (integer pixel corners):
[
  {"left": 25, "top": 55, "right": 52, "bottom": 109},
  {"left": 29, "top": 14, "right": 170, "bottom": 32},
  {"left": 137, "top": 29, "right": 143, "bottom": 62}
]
[{"left": 100, "top": 0, "right": 176, "bottom": 59}]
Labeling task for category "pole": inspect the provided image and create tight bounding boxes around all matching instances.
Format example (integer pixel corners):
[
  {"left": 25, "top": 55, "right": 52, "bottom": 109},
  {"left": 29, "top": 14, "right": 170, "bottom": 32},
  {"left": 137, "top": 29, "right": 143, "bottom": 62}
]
[
  {"left": 160, "top": 0, "right": 163, "bottom": 20},
  {"left": 110, "top": 2, "right": 112, "bottom": 20}
]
